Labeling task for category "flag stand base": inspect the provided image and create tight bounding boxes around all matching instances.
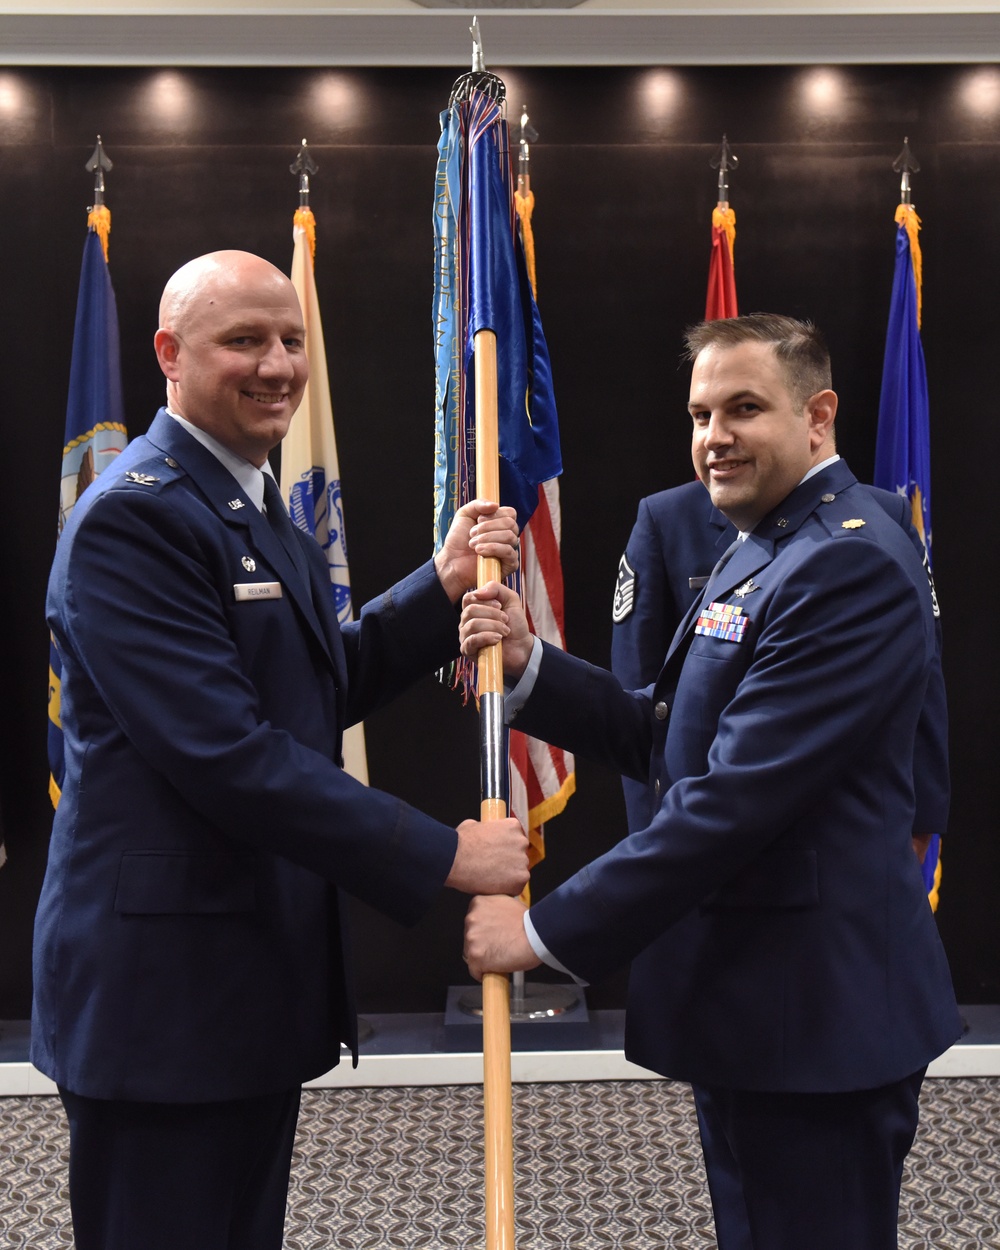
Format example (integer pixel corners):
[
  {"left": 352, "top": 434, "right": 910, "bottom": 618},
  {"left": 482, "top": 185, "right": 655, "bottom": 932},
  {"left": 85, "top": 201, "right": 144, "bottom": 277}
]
[
  {"left": 443, "top": 982, "right": 589, "bottom": 1051},
  {"left": 456, "top": 981, "right": 580, "bottom": 1021}
]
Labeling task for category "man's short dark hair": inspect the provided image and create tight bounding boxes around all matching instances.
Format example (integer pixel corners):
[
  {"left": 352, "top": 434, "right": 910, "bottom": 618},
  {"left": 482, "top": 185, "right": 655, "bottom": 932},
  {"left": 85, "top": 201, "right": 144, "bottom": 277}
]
[{"left": 683, "top": 314, "right": 832, "bottom": 410}]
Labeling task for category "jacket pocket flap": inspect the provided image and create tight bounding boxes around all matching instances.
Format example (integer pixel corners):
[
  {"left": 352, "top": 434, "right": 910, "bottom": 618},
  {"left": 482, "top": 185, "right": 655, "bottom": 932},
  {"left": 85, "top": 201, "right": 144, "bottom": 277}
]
[
  {"left": 702, "top": 848, "right": 819, "bottom": 912},
  {"left": 114, "top": 852, "right": 256, "bottom": 915}
]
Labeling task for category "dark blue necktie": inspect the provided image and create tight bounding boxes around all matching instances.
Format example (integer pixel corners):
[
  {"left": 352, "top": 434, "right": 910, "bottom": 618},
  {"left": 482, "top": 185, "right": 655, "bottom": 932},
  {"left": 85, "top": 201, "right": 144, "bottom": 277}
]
[
  {"left": 705, "top": 536, "right": 743, "bottom": 592},
  {"left": 262, "top": 473, "right": 310, "bottom": 590}
]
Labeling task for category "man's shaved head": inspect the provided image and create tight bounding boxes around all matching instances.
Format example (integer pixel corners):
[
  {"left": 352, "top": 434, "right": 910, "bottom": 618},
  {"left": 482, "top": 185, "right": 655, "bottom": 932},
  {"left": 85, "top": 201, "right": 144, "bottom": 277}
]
[
  {"left": 153, "top": 250, "right": 307, "bottom": 466},
  {"left": 158, "top": 251, "right": 295, "bottom": 337}
]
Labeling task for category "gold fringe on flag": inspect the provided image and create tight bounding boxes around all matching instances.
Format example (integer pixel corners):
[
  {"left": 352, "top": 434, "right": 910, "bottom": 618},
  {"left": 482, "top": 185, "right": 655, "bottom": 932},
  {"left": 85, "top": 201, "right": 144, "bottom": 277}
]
[
  {"left": 87, "top": 204, "right": 111, "bottom": 262},
  {"left": 294, "top": 206, "right": 317, "bottom": 264},
  {"left": 928, "top": 845, "right": 942, "bottom": 913},
  {"left": 514, "top": 188, "right": 537, "bottom": 299},
  {"left": 895, "top": 203, "right": 923, "bottom": 330},
  {"left": 712, "top": 204, "right": 737, "bottom": 265}
]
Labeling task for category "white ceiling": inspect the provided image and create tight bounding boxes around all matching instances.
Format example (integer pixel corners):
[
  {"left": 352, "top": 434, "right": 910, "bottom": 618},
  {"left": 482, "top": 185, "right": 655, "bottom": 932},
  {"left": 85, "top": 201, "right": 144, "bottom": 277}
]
[{"left": 1, "top": 2, "right": 998, "bottom": 65}]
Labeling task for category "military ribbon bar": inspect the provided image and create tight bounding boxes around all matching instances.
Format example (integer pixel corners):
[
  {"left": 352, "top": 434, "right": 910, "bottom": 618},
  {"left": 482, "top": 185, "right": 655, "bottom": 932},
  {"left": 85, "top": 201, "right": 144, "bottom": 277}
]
[{"left": 695, "top": 601, "right": 749, "bottom": 644}]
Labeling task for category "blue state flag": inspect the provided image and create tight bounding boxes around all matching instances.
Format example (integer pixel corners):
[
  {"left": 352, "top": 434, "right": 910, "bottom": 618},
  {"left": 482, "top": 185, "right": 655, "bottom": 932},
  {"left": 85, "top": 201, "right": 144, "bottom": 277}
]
[
  {"left": 49, "top": 222, "right": 127, "bottom": 806},
  {"left": 873, "top": 205, "right": 941, "bottom": 902},
  {"left": 464, "top": 92, "right": 561, "bottom": 528},
  {"left": 874, "top": 212, "right": 932, "bottom": 558}
]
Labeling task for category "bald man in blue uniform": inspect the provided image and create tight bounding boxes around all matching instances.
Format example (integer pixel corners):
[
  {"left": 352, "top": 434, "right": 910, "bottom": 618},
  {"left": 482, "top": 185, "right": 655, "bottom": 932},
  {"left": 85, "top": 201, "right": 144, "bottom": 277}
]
[{"left": 35, "top": 251, "right": 529, "bottom": 1250}]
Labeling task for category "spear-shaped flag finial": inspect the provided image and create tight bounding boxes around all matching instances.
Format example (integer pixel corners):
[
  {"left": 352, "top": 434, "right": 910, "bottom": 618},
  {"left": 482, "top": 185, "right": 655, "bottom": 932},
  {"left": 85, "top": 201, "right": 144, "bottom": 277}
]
[
  {"left": 290, "top": 138, "right": 319, "bottom": 209},
  {"left": 516, "top": 104, "right": 538, "bottom": 181},
  {"left": 471, "top": 14, "right": 485, "bottom": 73},
  {"left": 893, "top": 136, "right": 920, "bottom": 205},
  {"left": 84, "top": 135, "right": 113, "bottom": 259},
  {"left": 85, "top": 135, "right": 113, "bottom": 210},
  {"left": 449, "top": 16, "right": 506, "bottom": 107},
  {"left": 290, "top": 139, "right": 319, "bottom": 262},
  {"left": 710, "top": 134, "right": 738, "bottom": 206}
]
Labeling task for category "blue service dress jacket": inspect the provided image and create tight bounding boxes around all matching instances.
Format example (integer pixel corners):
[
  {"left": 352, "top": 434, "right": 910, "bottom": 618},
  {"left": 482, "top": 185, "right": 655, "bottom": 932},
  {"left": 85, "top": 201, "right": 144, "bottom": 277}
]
[
  {"left": 33, "top": 410, "right": 462, "bottom": 1103},
  {"left": 611, "top": 481, "right": 735, "bottom": 831},
  {"left": 611, "top": 475, "right": 950, "bottom": 839},
  {"left": 515, "top": 460, "right": 961, "bottom": 1093}
]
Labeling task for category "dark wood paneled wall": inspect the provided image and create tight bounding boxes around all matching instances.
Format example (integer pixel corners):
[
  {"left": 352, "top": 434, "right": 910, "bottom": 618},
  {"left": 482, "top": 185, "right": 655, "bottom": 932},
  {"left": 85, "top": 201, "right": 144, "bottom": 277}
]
[{"left": 0, "top": 64, "right": 996, "bottom": 1016}]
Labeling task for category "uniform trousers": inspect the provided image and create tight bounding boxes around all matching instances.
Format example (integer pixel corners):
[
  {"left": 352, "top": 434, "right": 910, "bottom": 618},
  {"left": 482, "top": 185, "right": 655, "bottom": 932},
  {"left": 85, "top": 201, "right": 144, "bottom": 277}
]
[
  {"left": 59, "top": 1085, "right": 301, "bottom": 1250},
  {"left": 692, "top": 1068, "right": 925, "bottom": 1250}
]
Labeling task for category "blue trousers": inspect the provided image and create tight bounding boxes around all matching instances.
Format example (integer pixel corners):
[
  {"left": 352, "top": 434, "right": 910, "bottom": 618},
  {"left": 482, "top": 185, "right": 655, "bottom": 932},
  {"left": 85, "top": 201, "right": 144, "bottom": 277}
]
[
  {"left": 59, "top": 1086, "right": 301, "bottom": 1250},
  {"left": 692, "top": 1068, "right": 925, "bottom": 1250}
]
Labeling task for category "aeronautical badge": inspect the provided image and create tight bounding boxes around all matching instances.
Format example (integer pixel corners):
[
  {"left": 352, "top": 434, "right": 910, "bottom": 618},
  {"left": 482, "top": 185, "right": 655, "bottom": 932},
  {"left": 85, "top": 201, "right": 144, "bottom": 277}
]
[
  {"left": 612, "top": 553, "right": 636, "bottom": 624},
  {"left": 695, "top": 601, "right": 749, "bottom": 644},
  {"left": 733, "top": 578, "right": 759, "bottom": 598},
  {"left": 124, "top": 471, "right": 159, "bottom": 486},
  {"left": 242, "top": 556, "right": 256, "bottom": 573},
  {"left": 842, "top": 518, "right": 866, "bottom": 529}
]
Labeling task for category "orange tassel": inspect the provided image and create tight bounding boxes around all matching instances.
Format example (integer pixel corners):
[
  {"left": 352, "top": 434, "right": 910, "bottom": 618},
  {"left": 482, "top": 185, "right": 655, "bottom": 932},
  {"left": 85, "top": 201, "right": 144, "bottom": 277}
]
[
  {"left": 514, "top": 189, "right": 537, "bottom": 300},
  {"left": 87, "top": 204, "right": 111, "bottom": 262},
  {"left": 895, "top": 203, "right": 923, "bottom": 330},
  {"left": 294, "top": 206, "right": 317, "bottom": 264},
  {"left": 712, "top": 204, "right": 736, "bottom": 265}
]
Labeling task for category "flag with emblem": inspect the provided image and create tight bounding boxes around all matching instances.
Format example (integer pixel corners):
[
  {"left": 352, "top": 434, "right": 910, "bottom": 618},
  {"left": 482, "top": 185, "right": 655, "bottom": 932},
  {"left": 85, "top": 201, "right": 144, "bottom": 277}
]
[
  {"left": 49, "top": 205, "right": 128, "bottom": 808},
  {"left": 433, "top": 90, "right": 569, "bottom": 892},
  {"left": 282, "top": 200, "right": 368, "bottom": 785},
  {"left": 873, "top": 195, "right": 941, "bottom": 907},
  {"left": 433, "top": 89, "right": 562, "bottom": 558}
]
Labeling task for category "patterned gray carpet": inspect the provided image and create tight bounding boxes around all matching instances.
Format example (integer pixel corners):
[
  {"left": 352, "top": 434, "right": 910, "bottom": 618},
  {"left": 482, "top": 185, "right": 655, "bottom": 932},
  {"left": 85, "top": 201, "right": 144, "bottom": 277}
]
[{"left": 1, "top": 1078, "right": 998, "bottom": 1248}]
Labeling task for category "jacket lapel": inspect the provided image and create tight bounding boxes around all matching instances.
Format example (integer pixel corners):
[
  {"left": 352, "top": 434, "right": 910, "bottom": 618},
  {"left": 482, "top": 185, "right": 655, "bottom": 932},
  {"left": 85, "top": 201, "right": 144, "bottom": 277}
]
[
  {"left": 144, "top": 412, "right": 338, "bottom": 672},
  {"left": 664, "top": 460, "right": 859, "bottom": 668}
]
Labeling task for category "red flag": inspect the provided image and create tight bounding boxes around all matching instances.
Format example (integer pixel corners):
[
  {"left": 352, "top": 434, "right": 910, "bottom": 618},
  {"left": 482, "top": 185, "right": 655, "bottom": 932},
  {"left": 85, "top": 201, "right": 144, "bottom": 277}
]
[{"left": 706, "top": 205, "right": 738, "bottom": 320}]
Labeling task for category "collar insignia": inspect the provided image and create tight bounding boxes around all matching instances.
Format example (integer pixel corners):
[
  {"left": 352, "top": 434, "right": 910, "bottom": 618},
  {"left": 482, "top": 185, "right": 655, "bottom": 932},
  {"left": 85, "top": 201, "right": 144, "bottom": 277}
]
[
  {"left": 242, "top": 556, "right": 256, "bottom": 572},
  {"left": 228, "top": 498, "right": 246, "bottom": 511}
]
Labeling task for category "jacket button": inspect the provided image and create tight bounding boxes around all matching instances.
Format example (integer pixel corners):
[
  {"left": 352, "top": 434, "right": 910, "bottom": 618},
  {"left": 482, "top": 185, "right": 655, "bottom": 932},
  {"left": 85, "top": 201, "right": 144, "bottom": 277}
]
[
  {"left": 654, "top": 779, "right": 661, "bottom": 799},
  {"left": 654, "top": 701, "right": 669, "bottom": 721}
]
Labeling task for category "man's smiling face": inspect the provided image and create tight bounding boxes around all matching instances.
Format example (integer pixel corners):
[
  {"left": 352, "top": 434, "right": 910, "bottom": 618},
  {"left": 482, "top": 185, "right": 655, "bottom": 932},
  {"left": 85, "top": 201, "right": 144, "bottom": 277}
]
[
  {"left": 155, "top": 252, "right": 308, "bottom": 467},
  {"left": 689, "top": 339, "right": 830, "bottom": 532}
]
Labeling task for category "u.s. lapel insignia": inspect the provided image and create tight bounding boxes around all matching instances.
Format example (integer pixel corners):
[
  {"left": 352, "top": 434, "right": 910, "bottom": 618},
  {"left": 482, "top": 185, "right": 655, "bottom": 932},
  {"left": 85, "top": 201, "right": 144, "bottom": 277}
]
[
  {"left": 228, "top": 498, "right": 245, "bottom": 511},
  {"left": 242, "top": 556, "right": 256, "bottom": 572},
  {"left": 733, "top": 577, "right": 759, "bottom": 598},
  {"left": 612, "top": 553, "right": 636, "bottom": 623},
  {"left": 842, "top": 518, "right": 866, "bottom": 529},
  {"left": 124, "top": 471, "right": 159, "bottom": 486}
]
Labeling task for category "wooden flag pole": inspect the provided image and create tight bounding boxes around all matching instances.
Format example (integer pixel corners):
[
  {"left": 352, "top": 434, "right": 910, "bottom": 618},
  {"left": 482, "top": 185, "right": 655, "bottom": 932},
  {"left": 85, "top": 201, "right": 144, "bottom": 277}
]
[{"left": 474, "top": 326, "right": 516, "bottom": 1250}]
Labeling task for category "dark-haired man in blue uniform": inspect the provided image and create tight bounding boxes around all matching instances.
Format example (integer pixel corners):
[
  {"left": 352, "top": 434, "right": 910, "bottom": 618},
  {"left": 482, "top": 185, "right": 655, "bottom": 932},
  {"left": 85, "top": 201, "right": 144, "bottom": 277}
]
[
  {"left": 461, "top": 314, "right": 960, "bottom": 1250},
  {"left": 610, "top": 451, "right": 948, "bottom": 865}
]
